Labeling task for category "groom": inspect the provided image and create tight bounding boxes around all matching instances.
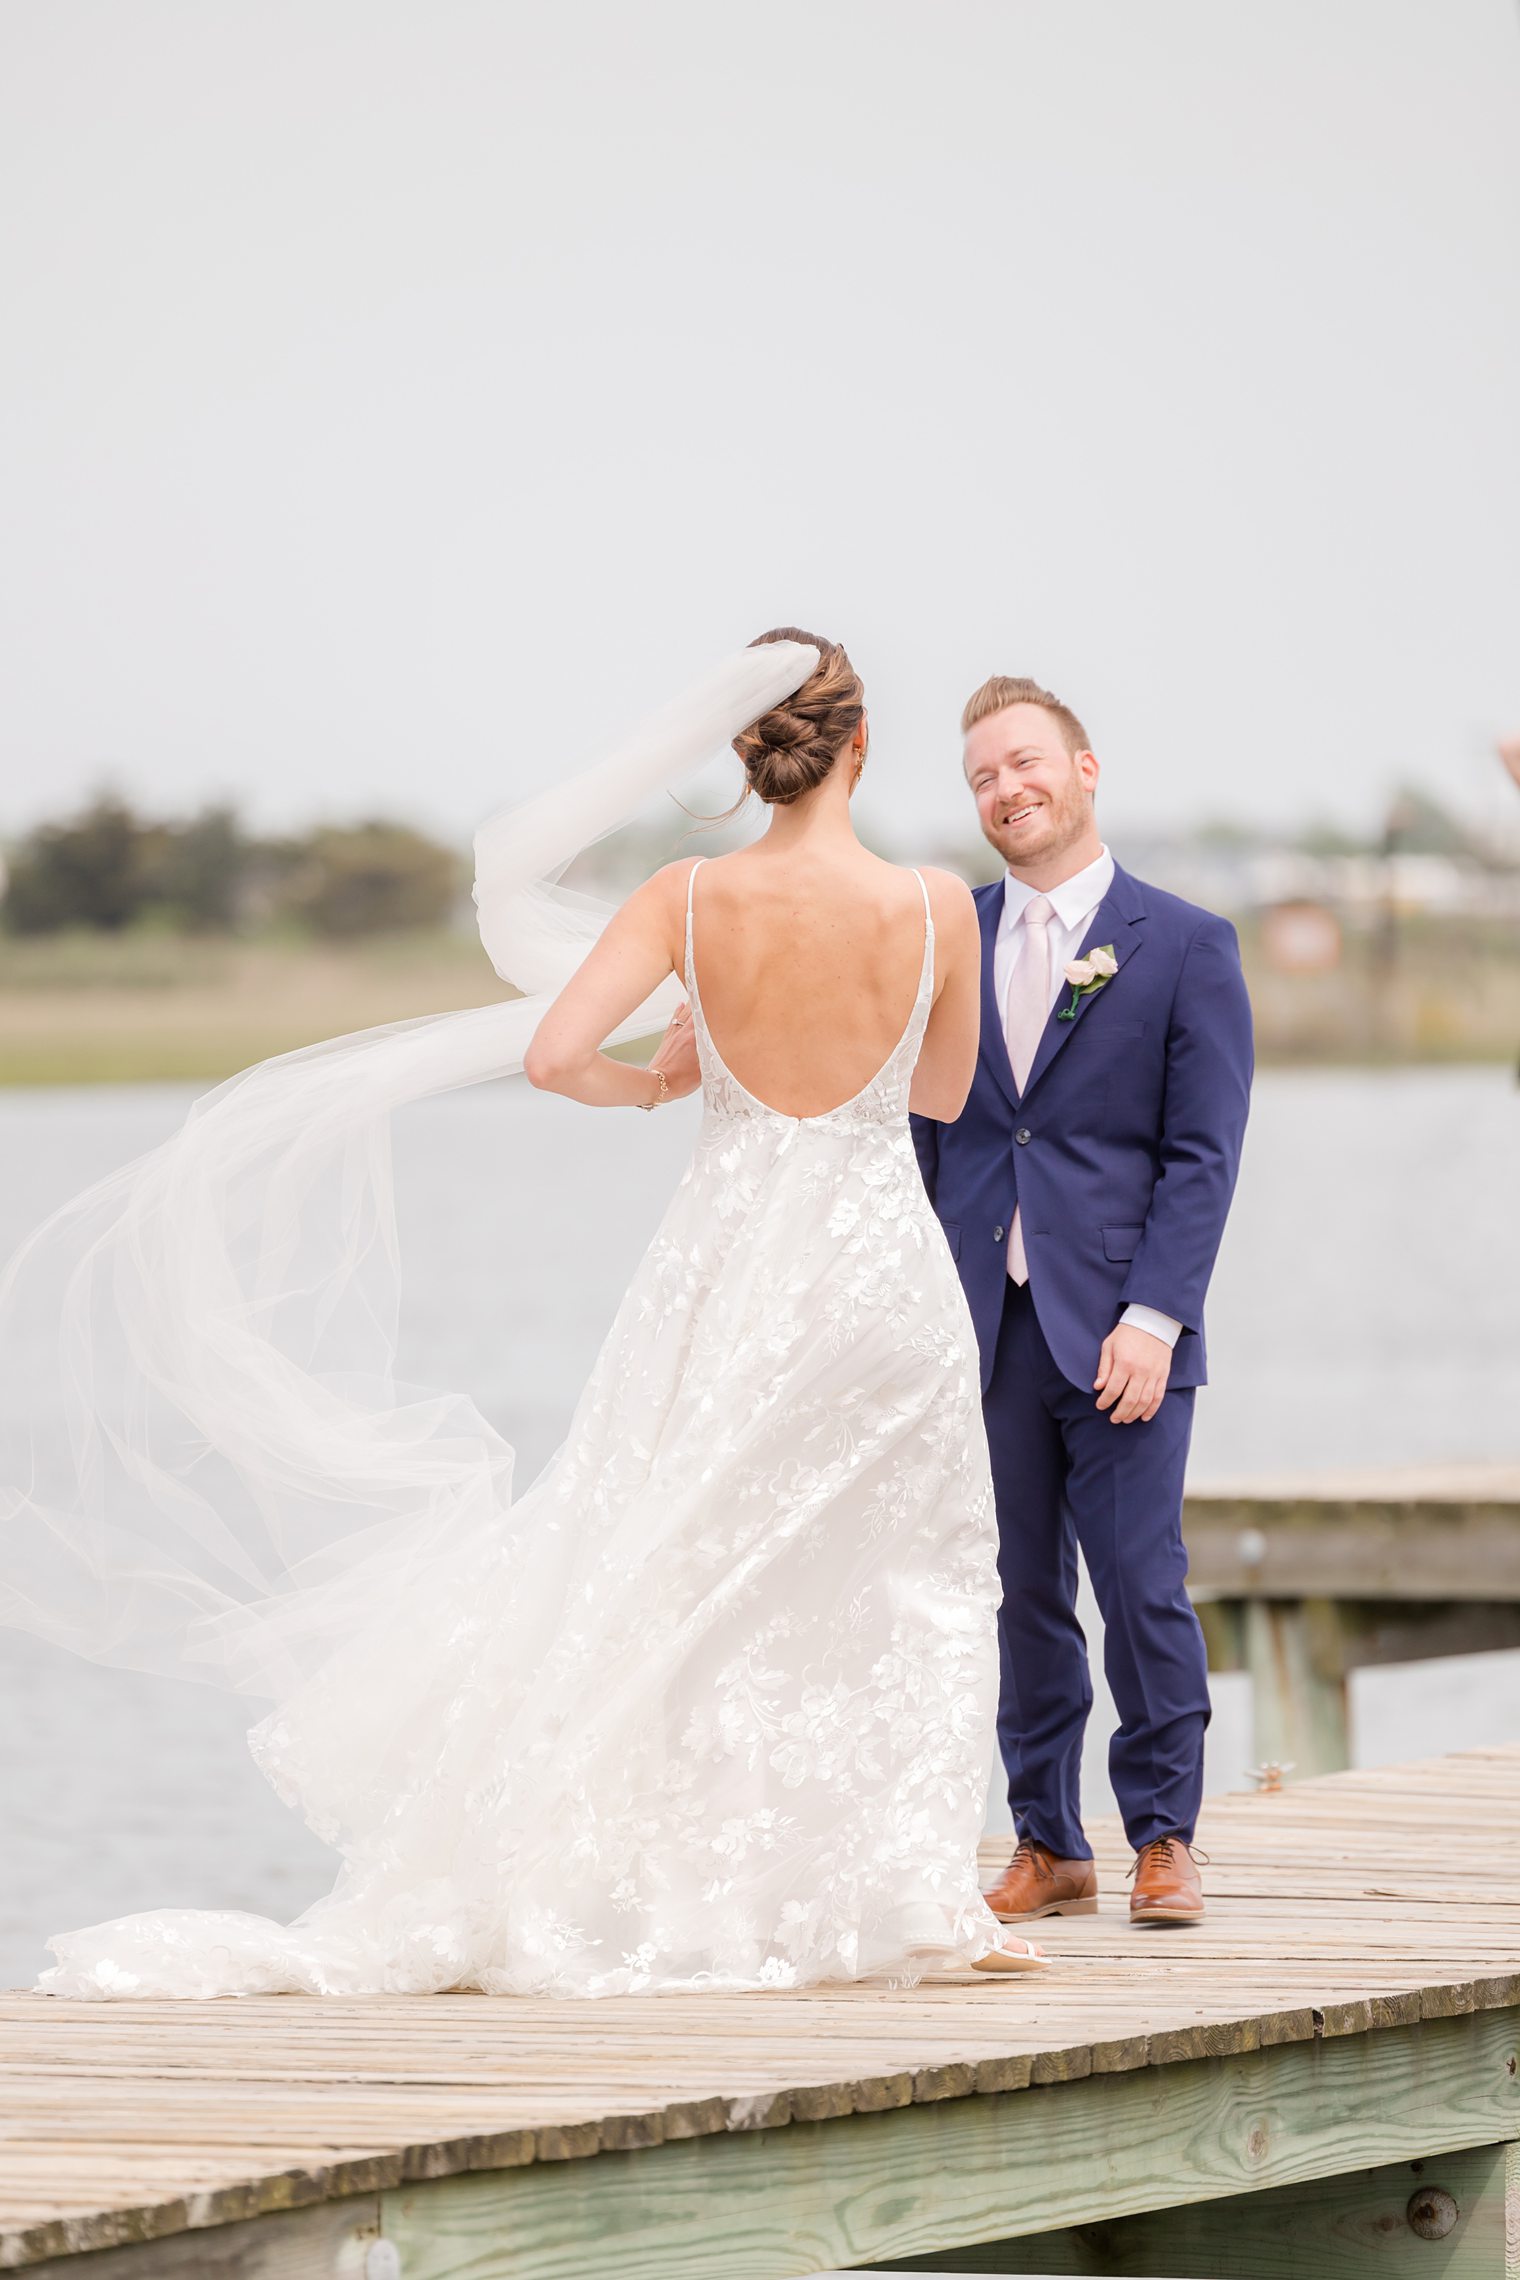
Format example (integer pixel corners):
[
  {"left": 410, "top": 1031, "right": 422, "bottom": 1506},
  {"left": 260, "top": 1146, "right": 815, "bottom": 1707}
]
[{"left": 912, "top": 676, "right": 1252, "bottom": 1925}]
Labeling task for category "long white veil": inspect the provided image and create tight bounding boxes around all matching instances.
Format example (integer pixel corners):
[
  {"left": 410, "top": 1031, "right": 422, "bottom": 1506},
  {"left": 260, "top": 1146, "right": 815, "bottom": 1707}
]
[{"left": 0, "top": 640, "right": 819, "bottom": 1702}]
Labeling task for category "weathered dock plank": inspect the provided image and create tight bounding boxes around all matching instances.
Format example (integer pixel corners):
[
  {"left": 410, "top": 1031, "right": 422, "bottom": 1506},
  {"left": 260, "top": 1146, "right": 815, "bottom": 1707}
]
[
  {"left": 370, "top": 2012, "right": 1520, "bottom": 2278},
  {"left": 1183, "top": 1463, "right": 1520, "bottom": 1601},
  {"left": 2, "top": 1745, "right": 1519, "bottom": 2277}
]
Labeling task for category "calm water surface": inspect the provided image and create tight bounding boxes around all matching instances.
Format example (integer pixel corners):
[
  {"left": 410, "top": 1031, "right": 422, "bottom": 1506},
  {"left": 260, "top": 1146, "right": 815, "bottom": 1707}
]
[{"left": 3, "top": 1067, "right": 1518, "bottom": 1984}]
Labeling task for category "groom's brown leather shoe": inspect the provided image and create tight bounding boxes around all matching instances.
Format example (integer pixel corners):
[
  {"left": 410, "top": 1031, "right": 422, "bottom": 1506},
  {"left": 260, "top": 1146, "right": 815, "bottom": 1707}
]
[
  {"left": 982, "top": 1837, "right": 1098, "bottom": 1921},
  {"left": 1129, "top": 1837, "right": 1206, "bottom": 1925}
]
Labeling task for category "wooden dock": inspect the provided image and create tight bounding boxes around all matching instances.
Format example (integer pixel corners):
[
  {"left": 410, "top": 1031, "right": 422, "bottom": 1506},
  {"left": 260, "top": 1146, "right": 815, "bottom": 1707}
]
[
  {"left": 3, "top": 1745, "right": 1520, "bottom": 2277},
  {"left": 1185, "top": 1466, "right": 1520, "bottom": 1778}
]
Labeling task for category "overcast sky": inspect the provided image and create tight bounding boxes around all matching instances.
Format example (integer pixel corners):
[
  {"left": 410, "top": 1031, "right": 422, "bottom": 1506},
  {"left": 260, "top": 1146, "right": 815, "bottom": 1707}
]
[{"left": 2, "top": 0, "right": 1517, "bottom": 855}]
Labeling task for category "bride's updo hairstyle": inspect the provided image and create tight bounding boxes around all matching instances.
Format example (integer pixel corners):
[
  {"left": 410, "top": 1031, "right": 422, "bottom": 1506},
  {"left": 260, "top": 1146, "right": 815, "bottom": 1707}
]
[{"left": 733, "top": 627, "right": 865, "bottom": 806}]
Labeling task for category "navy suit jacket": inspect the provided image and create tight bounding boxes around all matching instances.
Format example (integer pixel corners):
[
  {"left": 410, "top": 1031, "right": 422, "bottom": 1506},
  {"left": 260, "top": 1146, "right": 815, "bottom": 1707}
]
[{"left": 911, "top": 863, "right": 1253, "bottom": 1394}]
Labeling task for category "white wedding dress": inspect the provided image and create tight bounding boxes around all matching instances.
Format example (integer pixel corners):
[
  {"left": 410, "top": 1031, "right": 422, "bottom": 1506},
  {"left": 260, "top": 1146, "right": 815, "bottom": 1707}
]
[
  {"left": 6, "top": 642, "right": 1008, "bottom": 1996},
  {"left": 38, "top": 858, "right": 1006, "bottom": 1997}
]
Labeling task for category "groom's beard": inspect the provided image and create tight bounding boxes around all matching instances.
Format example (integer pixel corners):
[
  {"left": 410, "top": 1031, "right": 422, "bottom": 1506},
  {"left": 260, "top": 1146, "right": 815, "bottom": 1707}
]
[{"left": 983, "top": 776, "right": 1092, "bottom": 872}]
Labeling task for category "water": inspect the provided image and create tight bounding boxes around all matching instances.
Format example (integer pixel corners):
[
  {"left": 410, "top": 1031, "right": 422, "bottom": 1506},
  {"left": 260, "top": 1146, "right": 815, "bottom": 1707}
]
[{"left": 3, "top": 1068, "right": 1518, "bottom": 1986}]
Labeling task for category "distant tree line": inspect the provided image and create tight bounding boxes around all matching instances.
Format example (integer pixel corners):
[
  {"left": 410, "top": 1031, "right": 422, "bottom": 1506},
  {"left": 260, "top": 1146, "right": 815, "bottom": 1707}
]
[
  {"left": 1, "top": 795, "right": 464, "bottom": 938},
  {"left": 1181, "top": 790, "right": 1505, "bottom": 865}
]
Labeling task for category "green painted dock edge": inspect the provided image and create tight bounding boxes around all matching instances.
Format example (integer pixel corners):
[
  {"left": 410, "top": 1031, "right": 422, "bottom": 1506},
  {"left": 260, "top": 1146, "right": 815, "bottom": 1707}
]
[{"left": 17, "top": 2003, "right": 1520, "bottom": 2280}]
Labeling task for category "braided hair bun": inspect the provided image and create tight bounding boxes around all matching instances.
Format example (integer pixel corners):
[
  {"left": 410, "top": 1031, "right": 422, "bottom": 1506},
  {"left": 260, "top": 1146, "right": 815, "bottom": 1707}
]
[{"left": 732, "top": 628, "right": 865, "bottom": 805}]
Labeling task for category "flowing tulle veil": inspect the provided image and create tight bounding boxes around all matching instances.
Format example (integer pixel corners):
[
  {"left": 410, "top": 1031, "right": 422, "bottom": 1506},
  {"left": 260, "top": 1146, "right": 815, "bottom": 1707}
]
[{"left": 0, "top": 639, "right": 820, "bottom": 1707}]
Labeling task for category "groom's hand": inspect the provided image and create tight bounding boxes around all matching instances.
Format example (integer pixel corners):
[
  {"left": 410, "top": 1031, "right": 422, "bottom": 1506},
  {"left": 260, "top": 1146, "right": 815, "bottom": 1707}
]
[
  {"left": 647, "top": 1003, "right": 701, "bottom": 1100},
  {"left": 1094, "top": 1324, "right": 1172, "bottom": 1425}
]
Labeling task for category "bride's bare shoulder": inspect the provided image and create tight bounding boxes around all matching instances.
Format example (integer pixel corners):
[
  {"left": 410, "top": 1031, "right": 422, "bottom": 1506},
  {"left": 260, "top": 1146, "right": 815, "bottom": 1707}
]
[
  {"left": 649, "top": 856, "right": 705, "bottom": 893},
  {"left": 621, "top": 857, "right": 703, "bottom": 913},
  {"left": 911, "top": 863, "right": 974, "bottom": 896},
  {"left": 604, "top": 860, "right": 702, "bottom": 962},
  {"left": 911, "top": 865, "right": 978, "bottom": 920}
]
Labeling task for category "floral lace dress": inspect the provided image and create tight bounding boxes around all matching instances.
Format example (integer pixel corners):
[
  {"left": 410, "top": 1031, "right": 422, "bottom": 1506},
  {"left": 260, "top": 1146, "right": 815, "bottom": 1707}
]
[{"left": 43, "top": 867, "right": 1004, "bottom": 1997}]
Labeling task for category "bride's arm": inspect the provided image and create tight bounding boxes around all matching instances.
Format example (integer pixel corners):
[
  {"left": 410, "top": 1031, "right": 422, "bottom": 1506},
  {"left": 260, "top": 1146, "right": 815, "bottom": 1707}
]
[
  {"left": 523, "top": 865, "right": 690, "bottom": 1108},
  {"left": 908, "top": 871, "right": 982, "bottom": 1123}
]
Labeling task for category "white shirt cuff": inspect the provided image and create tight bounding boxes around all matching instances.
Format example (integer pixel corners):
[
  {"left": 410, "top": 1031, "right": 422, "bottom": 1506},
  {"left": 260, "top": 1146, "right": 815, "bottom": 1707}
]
[{"left": 1120, "top": 1303, "right": 1183, "bottom": 1348}]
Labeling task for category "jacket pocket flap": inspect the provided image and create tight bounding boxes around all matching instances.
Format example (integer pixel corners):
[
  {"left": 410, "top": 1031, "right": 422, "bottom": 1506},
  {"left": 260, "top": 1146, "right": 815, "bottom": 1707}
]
[{"left": 1101, "top": 1224, "right": 1144, "bottom": 1262}]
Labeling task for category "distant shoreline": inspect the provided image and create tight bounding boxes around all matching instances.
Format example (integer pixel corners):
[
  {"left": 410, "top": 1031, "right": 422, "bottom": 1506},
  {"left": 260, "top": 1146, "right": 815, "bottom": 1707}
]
[{"left": 0, "top": 927, "right": 1515, "bottom": 1086}]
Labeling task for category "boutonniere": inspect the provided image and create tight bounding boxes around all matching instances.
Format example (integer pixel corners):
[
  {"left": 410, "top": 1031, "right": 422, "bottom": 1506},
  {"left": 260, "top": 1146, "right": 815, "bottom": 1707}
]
[{"left": 1057, "top": 944, "right": 1118, "bottom": 1022}]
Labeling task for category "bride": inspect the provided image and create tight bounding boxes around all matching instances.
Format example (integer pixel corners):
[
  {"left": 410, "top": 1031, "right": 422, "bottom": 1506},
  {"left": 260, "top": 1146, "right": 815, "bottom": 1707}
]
[{"left": 3, "top": 629, "right": 1045, "bottom": 1995}]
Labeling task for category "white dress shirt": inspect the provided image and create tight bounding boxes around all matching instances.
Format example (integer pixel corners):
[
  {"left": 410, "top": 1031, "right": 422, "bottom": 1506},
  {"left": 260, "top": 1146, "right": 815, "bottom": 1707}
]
[{"left": 995, "top": 846, "right": 1182, "bottom": 1351}]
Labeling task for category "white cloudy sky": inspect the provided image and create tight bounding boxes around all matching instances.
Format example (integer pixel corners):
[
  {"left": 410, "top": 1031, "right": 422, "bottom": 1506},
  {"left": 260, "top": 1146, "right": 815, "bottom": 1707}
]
[{"left": 2, "top": 0, "right": 1517, "bottom": 852}]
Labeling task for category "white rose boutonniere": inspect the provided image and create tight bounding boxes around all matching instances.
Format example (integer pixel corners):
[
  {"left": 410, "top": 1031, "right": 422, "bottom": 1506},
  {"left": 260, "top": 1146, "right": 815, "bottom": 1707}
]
[{"left": 1057, "top": 943, "right": 1119, "bottom": 1023}]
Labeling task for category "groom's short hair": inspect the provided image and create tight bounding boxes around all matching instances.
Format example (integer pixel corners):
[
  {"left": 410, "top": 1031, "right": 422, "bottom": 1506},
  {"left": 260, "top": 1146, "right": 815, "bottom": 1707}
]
[{"left": 961, "top": 676, "right": 1089, "bottom": 756}]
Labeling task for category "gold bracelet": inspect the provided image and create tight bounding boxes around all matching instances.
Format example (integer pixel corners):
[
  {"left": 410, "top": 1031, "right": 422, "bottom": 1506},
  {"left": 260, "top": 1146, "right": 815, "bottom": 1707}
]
[{"left": 642, "top": 1066, "right": 669, "bottom": 1112}]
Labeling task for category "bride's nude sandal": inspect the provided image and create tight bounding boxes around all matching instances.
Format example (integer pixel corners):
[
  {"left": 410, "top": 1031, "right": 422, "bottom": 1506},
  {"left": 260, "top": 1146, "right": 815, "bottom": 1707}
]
[
  {"left": 971, "top": 1930, "right": 1049, "bottom": 1974},
  {"left": 909, "top": 1930, "right": 1050, "bottom": 1976}
]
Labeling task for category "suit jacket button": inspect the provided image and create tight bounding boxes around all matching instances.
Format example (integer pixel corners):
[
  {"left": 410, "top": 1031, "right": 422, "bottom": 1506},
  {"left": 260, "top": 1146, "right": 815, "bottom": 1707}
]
[
  {"left": 1015, "top": 1127, "right": 1032, "bottom": 1146},
  {"left": 993, "top": 1225, "right": 1005, "bottom": 1244}
]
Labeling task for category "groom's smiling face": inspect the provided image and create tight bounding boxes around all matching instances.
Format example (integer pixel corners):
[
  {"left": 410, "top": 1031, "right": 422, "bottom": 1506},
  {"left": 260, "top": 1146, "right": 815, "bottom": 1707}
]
[{"left": 964, "top": 703, "right": 1101, "bottom": 878}]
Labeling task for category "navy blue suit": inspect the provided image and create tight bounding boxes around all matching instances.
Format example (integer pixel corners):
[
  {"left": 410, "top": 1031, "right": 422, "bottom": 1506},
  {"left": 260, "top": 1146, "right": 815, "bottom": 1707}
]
[{"left": 912, "top": 862, "right": 1252, "bottom": 1855}]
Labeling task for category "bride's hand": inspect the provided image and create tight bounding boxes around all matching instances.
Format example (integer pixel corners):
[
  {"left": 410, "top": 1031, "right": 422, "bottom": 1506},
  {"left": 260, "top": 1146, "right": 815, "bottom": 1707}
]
[{"left": 647, "top": 1004, "right": 701, "bottom": 1100}]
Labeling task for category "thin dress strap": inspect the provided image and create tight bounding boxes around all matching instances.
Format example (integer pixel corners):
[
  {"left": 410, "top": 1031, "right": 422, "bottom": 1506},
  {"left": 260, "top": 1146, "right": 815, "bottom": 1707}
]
[
  {"left": 909, "top": 869, "right": 934, "bottom": 1010},
  {"left": 682, "top": 858, "right": 705, "bottom": 994}
]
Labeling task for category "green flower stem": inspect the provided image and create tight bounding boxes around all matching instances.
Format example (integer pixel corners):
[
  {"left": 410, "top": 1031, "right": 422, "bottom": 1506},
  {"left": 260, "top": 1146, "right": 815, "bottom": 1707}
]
[{"left": 1057, "top": 976, "right": 1111, "bottom": 1024}]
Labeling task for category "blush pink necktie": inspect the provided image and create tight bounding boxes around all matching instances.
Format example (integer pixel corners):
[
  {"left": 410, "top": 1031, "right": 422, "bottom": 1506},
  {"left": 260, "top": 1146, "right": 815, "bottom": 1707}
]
[{"left": 1004, "top": 895, "right": 1053, "bottom": 1285}]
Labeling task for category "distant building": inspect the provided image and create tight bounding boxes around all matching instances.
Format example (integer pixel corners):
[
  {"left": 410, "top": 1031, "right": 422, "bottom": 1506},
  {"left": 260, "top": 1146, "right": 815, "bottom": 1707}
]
[{"left": 1260, "top": 900, "right": 1343, "bottom": 974}]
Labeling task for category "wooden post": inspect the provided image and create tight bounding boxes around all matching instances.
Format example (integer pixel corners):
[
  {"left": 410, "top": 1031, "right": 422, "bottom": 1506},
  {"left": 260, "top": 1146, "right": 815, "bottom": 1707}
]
[{"left": 1242, "top": 1597, "right": 1350, "bottom": 1777}]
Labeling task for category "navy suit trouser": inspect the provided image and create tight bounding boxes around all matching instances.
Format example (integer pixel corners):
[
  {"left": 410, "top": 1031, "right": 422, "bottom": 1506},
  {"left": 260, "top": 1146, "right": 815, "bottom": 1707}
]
[{"left": 984, "top": 1279, "right": 1211, "bottom": 1858}]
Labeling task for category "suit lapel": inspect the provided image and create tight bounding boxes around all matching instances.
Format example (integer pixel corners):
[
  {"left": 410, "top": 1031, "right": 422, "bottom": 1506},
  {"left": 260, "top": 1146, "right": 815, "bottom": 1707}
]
[
  {"left": 1020, "top": 863, "right": 1148, "bottom": 1101},
  {"left": 975, "top": 881, "right": 1020, "bottom": 1112}
]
